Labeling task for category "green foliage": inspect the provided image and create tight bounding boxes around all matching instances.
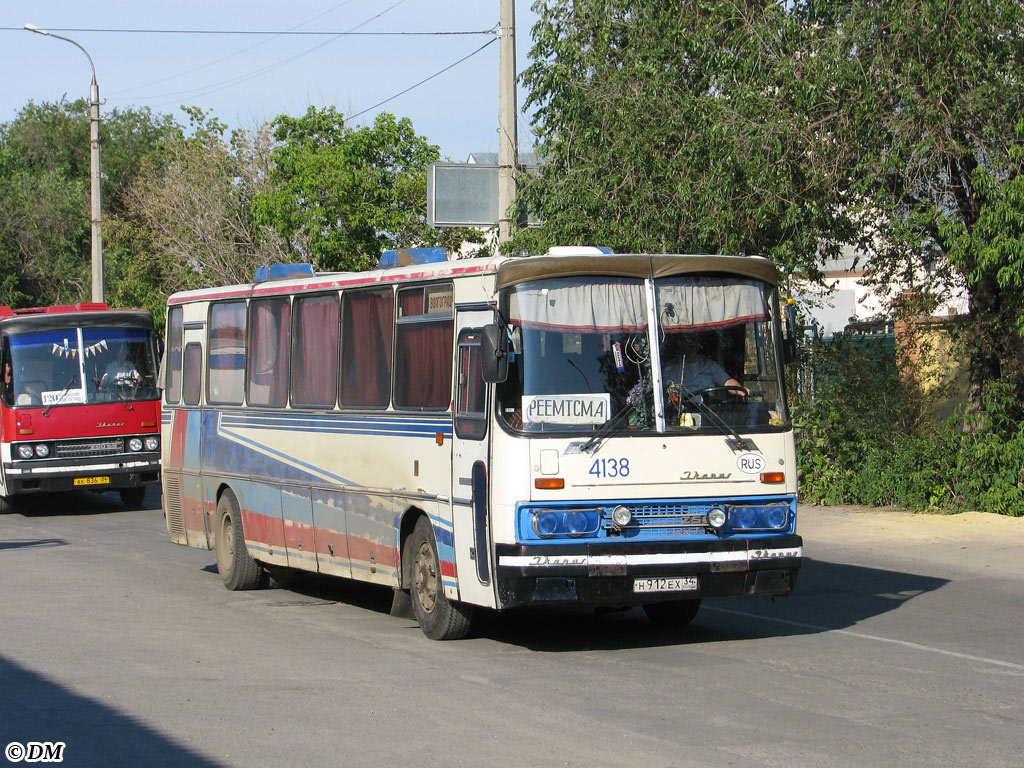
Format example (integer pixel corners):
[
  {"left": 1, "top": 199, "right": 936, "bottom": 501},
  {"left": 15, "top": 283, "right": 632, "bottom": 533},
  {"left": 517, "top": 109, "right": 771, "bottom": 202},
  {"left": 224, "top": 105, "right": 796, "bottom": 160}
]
[
  {"left": 513, "top": 0, "right": 854, "bottom": 274},
  {"left": 793, "top": 338, "right": 1024, "bottom": 516},
  {"left": 0, "top": 99, "right": 179, "bottom": 307},
  {"left": 253, "top": 107, "right": 479, "bottom": 271}
]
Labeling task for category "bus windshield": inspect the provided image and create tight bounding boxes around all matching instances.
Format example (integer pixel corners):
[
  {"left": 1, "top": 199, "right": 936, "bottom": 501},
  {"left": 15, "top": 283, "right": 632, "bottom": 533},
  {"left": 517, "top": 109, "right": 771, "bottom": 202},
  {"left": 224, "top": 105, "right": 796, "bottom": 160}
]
[
  {"left": 498, "top": 275, "right": 789, "bottom": 435},
  {"left": 3, "top": 326, "right": 158, "bottom": 408}
]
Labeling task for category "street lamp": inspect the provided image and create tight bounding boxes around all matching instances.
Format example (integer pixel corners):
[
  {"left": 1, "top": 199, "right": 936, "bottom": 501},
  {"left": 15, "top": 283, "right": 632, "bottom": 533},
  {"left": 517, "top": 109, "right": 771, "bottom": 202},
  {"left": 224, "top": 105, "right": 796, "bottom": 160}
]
[{"left": 25, "top": 23, "right": 105, "bottom": 303}]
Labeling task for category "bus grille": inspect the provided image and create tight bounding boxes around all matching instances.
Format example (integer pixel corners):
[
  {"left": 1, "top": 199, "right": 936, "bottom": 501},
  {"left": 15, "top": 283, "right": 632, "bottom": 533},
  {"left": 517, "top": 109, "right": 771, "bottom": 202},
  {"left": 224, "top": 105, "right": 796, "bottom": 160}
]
[
  {"left": 55, "top": 438, "right": 124, "bottom": 458},
  {"left": 603, "top": 503, "right": 711, "bottom": 532}
]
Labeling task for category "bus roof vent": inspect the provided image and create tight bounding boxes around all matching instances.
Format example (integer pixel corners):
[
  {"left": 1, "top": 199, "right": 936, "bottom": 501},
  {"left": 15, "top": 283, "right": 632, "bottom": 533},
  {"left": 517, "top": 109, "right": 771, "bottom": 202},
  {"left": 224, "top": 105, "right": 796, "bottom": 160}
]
[
  {"left": 254, "top": 263, "right": 315, "bottom": 283},
  {"left": 545, "top": 246, "right": 614, "bottom": 257},
  {"left": 378, "top": 247, "right": 450, "bottom": 268}
]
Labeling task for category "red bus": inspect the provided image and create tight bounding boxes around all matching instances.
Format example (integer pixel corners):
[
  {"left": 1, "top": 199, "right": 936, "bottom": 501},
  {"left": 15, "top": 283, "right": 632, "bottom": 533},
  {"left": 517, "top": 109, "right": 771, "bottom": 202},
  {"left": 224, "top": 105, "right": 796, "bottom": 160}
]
[{"left": 0, "top": 303, "right": 161, "bottom": 513}]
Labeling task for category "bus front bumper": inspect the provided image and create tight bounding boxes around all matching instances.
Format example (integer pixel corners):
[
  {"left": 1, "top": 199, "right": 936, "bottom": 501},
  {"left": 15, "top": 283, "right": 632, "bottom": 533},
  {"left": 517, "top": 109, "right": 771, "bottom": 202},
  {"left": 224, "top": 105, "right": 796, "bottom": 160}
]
[
  {"left": 494, "top": 535, "right": 802, "bottom": 608},
  {"left": 3, "top": 454, "right": 160, "bottom": 495}
]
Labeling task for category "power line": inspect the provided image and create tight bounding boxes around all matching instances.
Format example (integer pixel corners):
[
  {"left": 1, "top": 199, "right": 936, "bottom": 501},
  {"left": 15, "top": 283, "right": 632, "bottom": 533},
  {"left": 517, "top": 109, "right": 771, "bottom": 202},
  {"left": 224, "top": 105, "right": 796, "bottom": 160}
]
[
  {"left": 110, "top": 0, "right": 360, "bottom": 97},
  {"left": 130, "top": 1, "right": 413, "bottom": 107},
  {"left": 1, "top": 25, "right": 492, "bottom": 36},
  {"left": 348, "top": 36, "right": 497, "bottom": 121}
]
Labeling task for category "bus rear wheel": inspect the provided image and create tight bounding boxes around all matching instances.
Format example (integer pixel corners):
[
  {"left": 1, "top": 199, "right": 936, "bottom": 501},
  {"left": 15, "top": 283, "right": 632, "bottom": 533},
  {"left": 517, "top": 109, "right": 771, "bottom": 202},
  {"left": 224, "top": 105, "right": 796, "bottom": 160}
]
[
  {"left": 642, "top": 599, "right": 701, "bottom": 628},
  {"left": 215, "top": 490, "right": 263, "bottom": 591},
  {"left": 408, "top": 516, "right": 472, "bottom": 640}
]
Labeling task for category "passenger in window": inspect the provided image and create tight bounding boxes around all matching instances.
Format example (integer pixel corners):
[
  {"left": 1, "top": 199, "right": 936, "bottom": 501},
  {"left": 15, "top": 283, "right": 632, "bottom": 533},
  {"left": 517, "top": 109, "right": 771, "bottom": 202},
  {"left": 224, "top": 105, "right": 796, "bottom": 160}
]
[
  {"left": 663, "top": 333, "right": 746, "bottom": 395},
  {"left": 100, "top": 343, "right": 141, "bottom": 391}
]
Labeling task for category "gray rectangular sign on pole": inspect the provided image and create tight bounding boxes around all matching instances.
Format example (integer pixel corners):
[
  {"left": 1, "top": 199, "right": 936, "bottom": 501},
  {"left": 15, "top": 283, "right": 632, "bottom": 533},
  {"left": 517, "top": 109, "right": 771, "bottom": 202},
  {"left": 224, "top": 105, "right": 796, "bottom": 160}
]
[{"left": 427, "top": 163, "right": 540, "bottom": 228}]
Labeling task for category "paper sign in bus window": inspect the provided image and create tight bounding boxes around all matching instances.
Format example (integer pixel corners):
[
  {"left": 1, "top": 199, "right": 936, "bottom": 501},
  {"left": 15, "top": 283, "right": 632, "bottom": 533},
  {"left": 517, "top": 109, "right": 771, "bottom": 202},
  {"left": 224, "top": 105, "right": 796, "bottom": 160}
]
[{"left": 522, "top": 393, "right": 611, "bottom": 426}]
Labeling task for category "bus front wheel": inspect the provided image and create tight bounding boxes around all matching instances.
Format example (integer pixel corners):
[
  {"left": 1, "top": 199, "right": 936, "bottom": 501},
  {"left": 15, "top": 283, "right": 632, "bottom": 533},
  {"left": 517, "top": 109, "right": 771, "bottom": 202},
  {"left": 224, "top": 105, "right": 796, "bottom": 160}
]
[
  {"left": 215, "top": 490, "right": 263, "bottom": 591},
  {"left": 408, "top": 516, "right": 473, "bottom": 640},
  {"left": 642, "top": 599, "right": 701, "bottom": 628}
]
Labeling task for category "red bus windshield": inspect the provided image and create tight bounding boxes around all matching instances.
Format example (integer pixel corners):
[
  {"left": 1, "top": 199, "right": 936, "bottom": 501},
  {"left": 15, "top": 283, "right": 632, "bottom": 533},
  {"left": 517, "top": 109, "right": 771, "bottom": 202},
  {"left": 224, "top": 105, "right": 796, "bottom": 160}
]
[{"left": 2, "top": 326, "right": 159, "bottom": 408}]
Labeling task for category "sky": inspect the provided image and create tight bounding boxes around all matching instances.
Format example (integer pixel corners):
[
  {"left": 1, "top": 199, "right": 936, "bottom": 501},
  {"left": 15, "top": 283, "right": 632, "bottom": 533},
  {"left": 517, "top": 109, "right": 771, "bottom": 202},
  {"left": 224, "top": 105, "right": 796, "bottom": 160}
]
[{"left": 1, "top": 0, "right": 540, "bottom": 162}]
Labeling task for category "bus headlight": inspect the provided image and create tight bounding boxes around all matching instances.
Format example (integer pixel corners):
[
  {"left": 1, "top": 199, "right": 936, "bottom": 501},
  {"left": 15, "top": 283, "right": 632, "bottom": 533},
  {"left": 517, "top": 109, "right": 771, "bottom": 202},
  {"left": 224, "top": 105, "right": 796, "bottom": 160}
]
[
  {"left": 128, "top": 438, "right": 144, "bottom": 452},
  {"left": 18, "top": 444, "right": 34, "bottom": 459},
  {"left": 34, "top": 444, "right": 50, "bottom": 458},
  {"left": 144, "top": 436, "right": 159, "bottom": 452},
  {"left": 707, "top": 508, "right": 727, "bottom": 529},
  {"left": 530, "top": 509, "right": 600, "bottom": 537},
  {"left": 726, "top": 504, "right": 790, "bottom": 531},
  {"left": 534, "top": 511, "right": 560, "bottom": 536},
  {"left": 611, "top": 505, "right": 633, "bottom": 528},
  {"left": 563, "top": 511, "right": 591, "bottom": 535}
]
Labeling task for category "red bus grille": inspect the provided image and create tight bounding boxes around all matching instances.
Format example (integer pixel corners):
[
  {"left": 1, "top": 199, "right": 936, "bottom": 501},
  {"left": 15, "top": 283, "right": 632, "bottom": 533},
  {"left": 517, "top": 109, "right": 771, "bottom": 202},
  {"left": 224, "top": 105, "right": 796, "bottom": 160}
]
[{"left": 55, "top": 438, "right": 124, "bottom": 458}]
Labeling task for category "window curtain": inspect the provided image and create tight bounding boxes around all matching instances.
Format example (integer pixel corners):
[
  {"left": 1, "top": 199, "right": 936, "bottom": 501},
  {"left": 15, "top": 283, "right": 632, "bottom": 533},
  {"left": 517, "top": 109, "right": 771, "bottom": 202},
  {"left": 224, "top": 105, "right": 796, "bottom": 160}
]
[
  {"left": 395, "top": 321, "right": 453, "bottom": 408},
  {"left": 248, "top": 299, "right": 290, "bottom": 406},
  {"left": 293, "top": 296, "right": 340, "bottom": 407},
  {"left": 341, "top": 290, "right": 393, "bottom": 407}
]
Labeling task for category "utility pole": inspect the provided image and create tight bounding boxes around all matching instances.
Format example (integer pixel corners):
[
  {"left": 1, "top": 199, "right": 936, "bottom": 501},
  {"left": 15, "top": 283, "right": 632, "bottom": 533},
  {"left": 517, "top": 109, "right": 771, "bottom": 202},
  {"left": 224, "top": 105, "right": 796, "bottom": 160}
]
[
  {"left": 25, "top": 24, "right": 104, "bottom": 303},
  {"left": 497, "top": 0, "right": 518, "bottom": 246}
]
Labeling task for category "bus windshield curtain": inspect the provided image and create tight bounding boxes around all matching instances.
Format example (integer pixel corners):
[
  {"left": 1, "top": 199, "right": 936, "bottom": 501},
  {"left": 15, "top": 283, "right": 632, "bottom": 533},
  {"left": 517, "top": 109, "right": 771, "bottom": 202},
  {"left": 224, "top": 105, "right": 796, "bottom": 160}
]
[{"left": 342, "top": 291, "right": 393, "bottom": 407}]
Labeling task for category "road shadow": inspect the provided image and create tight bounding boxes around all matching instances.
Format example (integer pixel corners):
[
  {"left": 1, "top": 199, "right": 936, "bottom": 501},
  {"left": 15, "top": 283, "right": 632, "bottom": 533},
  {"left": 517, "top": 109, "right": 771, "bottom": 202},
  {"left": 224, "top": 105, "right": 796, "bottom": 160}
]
[
  {"left": 10, "top": 486, "right": 161, "bottom": 517},
  {"left": 0, "top": 655, "right": 224, "bottom": 768},
  {"left": 0, "top": 538, "right": 66, "bottom": 551},
  {"left": 240, "top": 556, "right": 949, "bottom": 651}
]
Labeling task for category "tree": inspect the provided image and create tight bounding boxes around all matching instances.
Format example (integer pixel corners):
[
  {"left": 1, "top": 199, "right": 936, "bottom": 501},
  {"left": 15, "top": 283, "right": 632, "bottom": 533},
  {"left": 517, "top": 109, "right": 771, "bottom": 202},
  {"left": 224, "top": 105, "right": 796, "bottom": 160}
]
[
  {"left": 796, "top": 0, "right": 1024, "bottom": 399},
  {"left": 0, "top": 99, "right": 178, "bottom": 307},
  {"left": 513, "top": 0, "right": 854, "bottom": 277},
  {"left": 253, "top": 107, "right": 479, "bottom": 272},
  {"left": 519, "top": 0, "right": 1024, "bottom": 399},
  {"left": 109, "top": 107, "right": 292, "bottom": 315}
]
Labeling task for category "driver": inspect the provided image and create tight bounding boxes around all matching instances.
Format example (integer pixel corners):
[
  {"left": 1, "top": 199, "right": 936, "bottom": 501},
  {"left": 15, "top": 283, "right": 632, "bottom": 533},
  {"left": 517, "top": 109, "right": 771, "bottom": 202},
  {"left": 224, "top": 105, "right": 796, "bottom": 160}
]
[
  {"left": 663, "top": 333, "right": 746, "bottom": 395},
  {"left": 100, "top": 343, "right": 141, "bottom": 390}
]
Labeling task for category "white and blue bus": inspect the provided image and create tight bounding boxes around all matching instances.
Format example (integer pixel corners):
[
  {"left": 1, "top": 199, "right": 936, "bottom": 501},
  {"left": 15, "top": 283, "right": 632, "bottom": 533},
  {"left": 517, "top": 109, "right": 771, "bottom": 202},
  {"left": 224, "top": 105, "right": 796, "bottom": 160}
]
[{"left": 162, "top": 247, "right": 803, "bottom": 639}]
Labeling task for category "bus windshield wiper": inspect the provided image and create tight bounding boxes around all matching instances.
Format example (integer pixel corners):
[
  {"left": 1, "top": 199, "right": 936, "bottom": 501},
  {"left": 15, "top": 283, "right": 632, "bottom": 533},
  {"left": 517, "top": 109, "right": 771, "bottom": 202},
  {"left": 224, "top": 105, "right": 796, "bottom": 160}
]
[
  {"left": 579, "top": 405, "right": 635, "bottom": 453},
  {"left": 679, "top": 389, "right": 756, "bottom": 453},
  {"left": 41, "top": 374, "right": 79, "bottom": 416}
]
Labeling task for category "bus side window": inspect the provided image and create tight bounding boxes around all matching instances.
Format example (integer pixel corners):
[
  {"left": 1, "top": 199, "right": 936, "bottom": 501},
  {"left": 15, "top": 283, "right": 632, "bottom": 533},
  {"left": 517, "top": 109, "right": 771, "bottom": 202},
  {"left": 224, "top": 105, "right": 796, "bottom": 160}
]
[
  {"left": 340, "top": 288, "right": 394, "bottom": 408},
  {"left": 182, "top": 343, "right": 203, "bottom": 406},
  {"left": 165, "top": 307, "right": 184, "bottom": 405},
  {"left": 394, "top": 284, "right": 453, "bottom": 410},
  {"left": 247, "top": 298, "right": 291, "bottom": 408},
  {"left": 455, "top": 330, "right": 486, "bottom": 439},
  {"left": 208, "top": 301, "right": 247, "bottom": 406},
  {"left": 292, "top": 293, "right": 340, "bottom": 408}
]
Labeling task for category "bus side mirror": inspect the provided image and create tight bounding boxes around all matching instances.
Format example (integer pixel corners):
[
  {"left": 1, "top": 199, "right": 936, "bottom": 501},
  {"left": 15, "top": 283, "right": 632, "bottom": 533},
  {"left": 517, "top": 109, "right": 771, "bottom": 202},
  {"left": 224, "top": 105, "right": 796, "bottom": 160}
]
[
  {"left": 783, "top": 337, "right": 797, "bottom": 365},
  {"left": 782, "top": 300, "right": 797, "bottom": 364},
  {"left": 480, "top": 324, "right": 509, "bottom": 384}
]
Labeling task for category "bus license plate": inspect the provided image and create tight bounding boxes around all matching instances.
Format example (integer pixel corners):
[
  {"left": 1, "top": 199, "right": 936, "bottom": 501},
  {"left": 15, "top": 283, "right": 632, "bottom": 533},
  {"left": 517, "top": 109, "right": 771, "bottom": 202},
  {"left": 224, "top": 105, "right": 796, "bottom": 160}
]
[
  {"left": 633, "top": 576, "right": 698, "bottom": 594},
  {"left": 73, "top": 476, "right": 110, "bottom": 486}
]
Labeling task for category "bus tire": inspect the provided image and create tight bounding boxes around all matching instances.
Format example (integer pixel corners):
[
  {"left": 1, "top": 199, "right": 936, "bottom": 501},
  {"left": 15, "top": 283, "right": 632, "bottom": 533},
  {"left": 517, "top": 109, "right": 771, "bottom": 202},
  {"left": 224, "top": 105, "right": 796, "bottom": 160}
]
[
  {"left": 215, "top": 489, "right": 263, "bottom": 591},
  {"left": 119, "top": 487, "right": 147, "bottom": 508},
  {"left": 409, "top": 516, "right": 473, "bottom": 640},
  {"left": 0, "top": 495, "right": 17, "bottom": 515},
  {"left": 642, "top": 598, "right": 701, "bottom": 628}
]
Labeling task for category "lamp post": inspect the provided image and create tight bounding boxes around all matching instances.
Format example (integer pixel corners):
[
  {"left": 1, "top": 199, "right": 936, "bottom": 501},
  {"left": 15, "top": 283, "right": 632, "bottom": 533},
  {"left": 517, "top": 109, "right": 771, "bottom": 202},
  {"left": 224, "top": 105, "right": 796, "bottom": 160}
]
[{"left": 25, "top": 24, "right": 104, "bottom": 303}]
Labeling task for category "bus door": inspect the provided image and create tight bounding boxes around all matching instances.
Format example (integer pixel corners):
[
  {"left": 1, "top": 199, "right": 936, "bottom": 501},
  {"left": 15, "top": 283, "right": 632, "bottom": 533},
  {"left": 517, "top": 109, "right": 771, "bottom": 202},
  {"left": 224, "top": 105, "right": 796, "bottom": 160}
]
[
  {"left": 179, "top": 323, "right": 208, "bottom": 547},
  {"left": 450, "top": 308, "right": 495, "bottom": 607}
]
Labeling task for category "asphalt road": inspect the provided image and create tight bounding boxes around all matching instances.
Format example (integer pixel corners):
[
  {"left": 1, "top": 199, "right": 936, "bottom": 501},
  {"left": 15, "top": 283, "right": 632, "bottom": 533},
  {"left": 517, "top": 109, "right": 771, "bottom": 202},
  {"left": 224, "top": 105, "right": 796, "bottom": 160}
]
[{"left": 1, "top": 488, "right": 1022, "bottom": 768}]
